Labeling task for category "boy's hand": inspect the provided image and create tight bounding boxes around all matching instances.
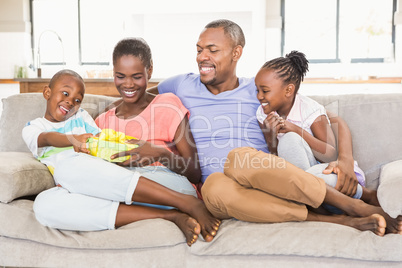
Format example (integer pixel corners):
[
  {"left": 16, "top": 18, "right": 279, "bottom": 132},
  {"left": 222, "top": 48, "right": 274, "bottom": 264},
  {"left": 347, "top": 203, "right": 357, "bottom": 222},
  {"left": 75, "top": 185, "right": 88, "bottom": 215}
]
[{"left": 72, "top": 133, "right": 94, "bottom": 154}]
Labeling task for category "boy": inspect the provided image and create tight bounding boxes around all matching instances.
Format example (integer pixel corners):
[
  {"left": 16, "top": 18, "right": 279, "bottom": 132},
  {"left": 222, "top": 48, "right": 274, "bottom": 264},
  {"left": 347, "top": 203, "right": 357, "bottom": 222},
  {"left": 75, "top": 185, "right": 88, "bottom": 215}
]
[{"left": 22, "top": 69, "right": 99, "bottom": 176}]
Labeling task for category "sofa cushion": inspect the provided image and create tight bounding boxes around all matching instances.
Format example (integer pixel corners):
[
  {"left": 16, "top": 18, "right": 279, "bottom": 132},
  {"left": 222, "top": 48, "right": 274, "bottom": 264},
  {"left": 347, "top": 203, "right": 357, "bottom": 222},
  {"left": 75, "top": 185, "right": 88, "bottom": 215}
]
[
  {"left": 1, "top": 200, "right": 401, "bottom": 262},
  {"left": 0, "top": 152, "right": 54, "bottom": 203},
  {"left": 310, "top": 94, "right": 402, "bottom": 189},
  {"left": 0, "top": 93, "right": 118, "bottom": 153},
  {"left": 378, "top": 160, "right": 402, "bottom": 218}
]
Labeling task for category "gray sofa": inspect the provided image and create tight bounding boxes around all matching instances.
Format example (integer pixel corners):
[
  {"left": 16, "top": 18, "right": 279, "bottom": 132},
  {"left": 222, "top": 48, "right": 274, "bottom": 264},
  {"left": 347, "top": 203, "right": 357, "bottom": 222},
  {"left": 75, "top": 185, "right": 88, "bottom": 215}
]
[{"left": 0, "top": 92, "right": 401, "bottom": 267}]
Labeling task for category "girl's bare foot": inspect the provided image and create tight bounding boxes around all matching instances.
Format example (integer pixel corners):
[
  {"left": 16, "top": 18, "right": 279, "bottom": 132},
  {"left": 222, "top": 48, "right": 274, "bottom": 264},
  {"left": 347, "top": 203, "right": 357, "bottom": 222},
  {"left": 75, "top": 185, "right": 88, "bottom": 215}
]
[
  {"left": 182, "top": 196, "right": 221, "bottom": 242},
  {"left": 385, "top": 215, "right": 402, "bottom": 235},
  {"left": 172, "top": 212, "right": 201, "bottom": 246}
]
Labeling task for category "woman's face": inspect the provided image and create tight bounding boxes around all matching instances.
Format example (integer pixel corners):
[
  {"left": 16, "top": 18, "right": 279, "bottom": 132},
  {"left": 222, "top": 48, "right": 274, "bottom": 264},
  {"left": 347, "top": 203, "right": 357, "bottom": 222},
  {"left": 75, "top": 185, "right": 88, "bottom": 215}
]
[{"left": 113, "top": 55, "right": 151, "bottom": 104}]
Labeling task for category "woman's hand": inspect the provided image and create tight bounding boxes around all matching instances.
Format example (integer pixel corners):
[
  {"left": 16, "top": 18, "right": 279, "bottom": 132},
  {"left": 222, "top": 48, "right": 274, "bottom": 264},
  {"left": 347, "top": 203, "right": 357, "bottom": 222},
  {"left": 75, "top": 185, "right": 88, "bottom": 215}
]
[{"left": 111, "top": 139, "right": 168, "bottom": 167}]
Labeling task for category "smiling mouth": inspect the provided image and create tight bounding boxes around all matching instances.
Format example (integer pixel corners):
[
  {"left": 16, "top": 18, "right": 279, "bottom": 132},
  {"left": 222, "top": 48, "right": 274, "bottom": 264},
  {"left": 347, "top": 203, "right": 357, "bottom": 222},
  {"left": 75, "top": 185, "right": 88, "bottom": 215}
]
[
  {"left": 261, "top": 103, "right": 268, "bottom": 106},
  {"left": 60, "top": 106, "right": 69, "bottom": 115},
  {"left": 122, "top": 90, "right": 137, "bottom": 97},
  {"left": 199, "top": 66, "right": 215, "bottom": 74}
]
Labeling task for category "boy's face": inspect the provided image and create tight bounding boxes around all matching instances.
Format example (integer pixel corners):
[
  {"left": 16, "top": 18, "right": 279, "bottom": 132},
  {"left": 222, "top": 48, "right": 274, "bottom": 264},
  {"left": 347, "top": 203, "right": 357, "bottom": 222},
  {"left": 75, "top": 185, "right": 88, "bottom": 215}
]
[
  {"left": 255, "top": 68, "right": 290, "bottom": 115},
  {"left": 113, "top": 55, "right": 151, "bottom": 104},
  {"left": 43, "top": 75, "right": 85, "bottom": 122}
]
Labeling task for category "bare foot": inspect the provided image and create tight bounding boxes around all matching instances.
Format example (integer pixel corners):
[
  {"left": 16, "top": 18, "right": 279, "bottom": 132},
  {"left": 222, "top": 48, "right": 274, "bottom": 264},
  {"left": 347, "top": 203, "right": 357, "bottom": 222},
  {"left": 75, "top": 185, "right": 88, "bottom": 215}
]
[
  {"left": 306, "top": 211, "right": 385, "bottom": 236},
  {"left": 385, "top": 215, "right": 402, "bottom": 235},
  {"left": 345, "top": 199, "right": 401, "bottom": 234},
  {"left": 345, "top": 214, "right": 386, "bottom": 236},
  {"left": 182, "top": 196, "right": 221, "bottom": 242},
  {"left": 172, "top": 212, "right": 201, "bottom": 246}
]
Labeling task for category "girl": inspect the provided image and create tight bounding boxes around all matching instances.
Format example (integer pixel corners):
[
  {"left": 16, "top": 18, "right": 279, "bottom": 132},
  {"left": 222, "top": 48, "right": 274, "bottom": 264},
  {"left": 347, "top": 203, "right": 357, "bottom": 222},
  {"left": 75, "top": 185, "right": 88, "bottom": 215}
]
[
  {"left": 255, "top": 51, "right": 379, "bottom": 209},
  {"left": 33, "top": 38, "right": 220, "bottom": 246}
]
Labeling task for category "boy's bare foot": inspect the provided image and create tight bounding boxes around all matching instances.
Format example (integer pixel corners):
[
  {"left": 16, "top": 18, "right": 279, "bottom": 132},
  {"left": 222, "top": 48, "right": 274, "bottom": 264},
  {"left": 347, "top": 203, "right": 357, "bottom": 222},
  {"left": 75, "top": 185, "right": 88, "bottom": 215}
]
[
  {"left": 172, "top": 213, "right": 201, "bottom": 246},
  {"left": 345, "top": 214, "right": 386, "bottom": 236},
  {"left": 182, "top": 196, "right": 221, "bottom": 242}
]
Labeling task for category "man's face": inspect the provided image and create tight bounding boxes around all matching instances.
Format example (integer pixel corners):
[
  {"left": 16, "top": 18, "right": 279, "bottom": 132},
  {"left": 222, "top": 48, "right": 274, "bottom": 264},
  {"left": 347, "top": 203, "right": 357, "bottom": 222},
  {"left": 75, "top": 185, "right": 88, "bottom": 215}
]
[{"left": 196, "top": 27, "right": 236, "bottom": 86}]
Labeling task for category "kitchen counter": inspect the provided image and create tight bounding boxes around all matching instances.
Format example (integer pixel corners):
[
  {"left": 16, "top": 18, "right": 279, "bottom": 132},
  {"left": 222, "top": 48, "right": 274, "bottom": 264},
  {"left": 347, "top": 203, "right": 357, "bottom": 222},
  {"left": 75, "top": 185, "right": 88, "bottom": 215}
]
[{"left": 14, "top": 78, "right": 161, "bottom": 97}]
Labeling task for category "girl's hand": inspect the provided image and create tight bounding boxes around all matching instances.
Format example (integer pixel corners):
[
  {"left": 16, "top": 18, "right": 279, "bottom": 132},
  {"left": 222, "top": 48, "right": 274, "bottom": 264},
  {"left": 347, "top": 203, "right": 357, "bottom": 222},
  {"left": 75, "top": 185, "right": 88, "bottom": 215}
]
[
  {"left": 72, "top": 133, "right": 94, "bottom": 154},
  {"left": 262, "top": 112, "right": 283, "bottom": 139},
  {"left": 111, "top": 139, "right": 167, "bottom": 167},
  {"left": 278, "top": 120, "right": 297, "bottom": 134}
]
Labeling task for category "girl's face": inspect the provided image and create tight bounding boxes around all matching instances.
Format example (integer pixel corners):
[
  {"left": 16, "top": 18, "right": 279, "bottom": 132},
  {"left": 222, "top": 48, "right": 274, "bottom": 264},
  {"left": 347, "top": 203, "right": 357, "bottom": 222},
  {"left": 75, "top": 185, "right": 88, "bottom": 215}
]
[
  {"left": 43, "top": 75, "right": 84, "bottom": 122},
  {"left": 113, "top": 55, "right": 151, "bottom": 104},
  {"left": 255, "top": 68, "right": 291, "bottom": 115}
]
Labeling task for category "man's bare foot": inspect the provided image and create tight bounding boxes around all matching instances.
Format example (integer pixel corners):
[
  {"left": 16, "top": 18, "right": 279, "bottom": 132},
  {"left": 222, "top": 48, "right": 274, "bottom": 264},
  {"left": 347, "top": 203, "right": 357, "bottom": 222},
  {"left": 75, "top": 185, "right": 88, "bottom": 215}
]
[
  {"left": 182, "top": 196, "right": 221, "bottom": 242},
  {"left": 344, "top": 199, "right": 401, "bottom": 234},
  {"left": 306, "top": 211, "right": 385, "bottom": 236},
  {"left": 345, "top": 214, "right": 386, "bottom": 236},
  {"left": 172, "top": 212, "right": 201, "bottom": 246}
]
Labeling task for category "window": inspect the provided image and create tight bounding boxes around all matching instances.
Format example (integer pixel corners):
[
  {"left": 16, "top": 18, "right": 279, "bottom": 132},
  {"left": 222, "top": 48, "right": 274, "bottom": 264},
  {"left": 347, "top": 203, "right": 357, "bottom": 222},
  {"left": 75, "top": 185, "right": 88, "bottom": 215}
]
[
  {"left": 31, "top": 0, "right": 265, "bottom": 78},
  {"left": 282, "top": 0, "right": 395, "bottom": 63}
]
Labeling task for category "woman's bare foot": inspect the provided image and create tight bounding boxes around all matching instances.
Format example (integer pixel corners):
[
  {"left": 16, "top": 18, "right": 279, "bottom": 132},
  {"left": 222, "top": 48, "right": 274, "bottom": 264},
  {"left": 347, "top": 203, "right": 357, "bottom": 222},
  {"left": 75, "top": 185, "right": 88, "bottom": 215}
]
[
  {"left": 172, "top": 212, "right": 201, "bottom": 246},
  {"left": 181, "top": 196, "right": 221, "bottom": 242}
]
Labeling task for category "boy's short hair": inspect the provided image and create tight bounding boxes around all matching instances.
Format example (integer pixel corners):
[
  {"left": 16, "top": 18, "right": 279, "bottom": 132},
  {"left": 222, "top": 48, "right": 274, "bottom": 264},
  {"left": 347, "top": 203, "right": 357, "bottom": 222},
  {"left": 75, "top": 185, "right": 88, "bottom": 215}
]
[
  {"left": 112, "top": 37, "right": 152, "bottom": 70},
  {"left": 49, "top": 69, "right": 84, "bottom": 89}
]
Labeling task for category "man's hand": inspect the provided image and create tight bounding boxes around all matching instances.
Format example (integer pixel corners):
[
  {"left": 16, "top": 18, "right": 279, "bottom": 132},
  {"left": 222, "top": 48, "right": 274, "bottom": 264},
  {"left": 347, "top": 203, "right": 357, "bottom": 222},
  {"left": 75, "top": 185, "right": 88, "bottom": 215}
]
[{"left": 323, "top": 159, "right": 358, "bottom": 197}]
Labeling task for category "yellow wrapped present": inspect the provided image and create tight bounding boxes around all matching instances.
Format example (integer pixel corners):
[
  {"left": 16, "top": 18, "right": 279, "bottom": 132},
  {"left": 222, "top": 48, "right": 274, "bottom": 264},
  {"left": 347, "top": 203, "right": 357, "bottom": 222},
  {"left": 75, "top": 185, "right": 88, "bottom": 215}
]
[{"left": 87, "top": 129, "right": 138, "bottom": 162}]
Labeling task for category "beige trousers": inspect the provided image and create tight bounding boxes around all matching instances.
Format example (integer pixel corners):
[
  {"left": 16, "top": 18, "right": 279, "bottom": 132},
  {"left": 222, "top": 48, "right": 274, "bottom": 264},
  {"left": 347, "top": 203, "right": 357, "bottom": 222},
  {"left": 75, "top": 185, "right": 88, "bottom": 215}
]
[{"left": 201, "top": 147, "right": 327, "bottom": 223}]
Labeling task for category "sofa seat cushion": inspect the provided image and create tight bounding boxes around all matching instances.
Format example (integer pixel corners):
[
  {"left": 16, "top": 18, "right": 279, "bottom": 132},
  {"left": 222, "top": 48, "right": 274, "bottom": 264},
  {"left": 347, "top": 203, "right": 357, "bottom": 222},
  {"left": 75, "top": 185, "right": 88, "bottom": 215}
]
[
  {"left": 1, "top": 200, "right": 401, "bottom": 262},
  {"left": 0, "top": 200, "right": 188, "bottom": 249},
  {"left": 378, "top": 160, "right": 402, "bottom": 218},
  {"left": 0, "top": 152, "right": 54, "bottom": 203}
]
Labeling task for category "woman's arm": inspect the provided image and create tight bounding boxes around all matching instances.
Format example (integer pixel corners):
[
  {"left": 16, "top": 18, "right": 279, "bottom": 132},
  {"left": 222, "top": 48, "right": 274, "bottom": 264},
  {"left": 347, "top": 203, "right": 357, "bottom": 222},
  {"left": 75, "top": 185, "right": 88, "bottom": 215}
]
[{"left": 112, "top": 117, "right": 201, "bottom": 184}]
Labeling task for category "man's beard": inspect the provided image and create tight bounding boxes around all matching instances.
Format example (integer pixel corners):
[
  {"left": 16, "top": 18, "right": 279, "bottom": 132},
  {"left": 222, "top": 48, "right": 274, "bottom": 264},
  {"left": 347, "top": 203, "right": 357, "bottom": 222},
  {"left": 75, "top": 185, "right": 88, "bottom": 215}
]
[{"left": 200, "top": 76, "right": 216, "bottom": 86}]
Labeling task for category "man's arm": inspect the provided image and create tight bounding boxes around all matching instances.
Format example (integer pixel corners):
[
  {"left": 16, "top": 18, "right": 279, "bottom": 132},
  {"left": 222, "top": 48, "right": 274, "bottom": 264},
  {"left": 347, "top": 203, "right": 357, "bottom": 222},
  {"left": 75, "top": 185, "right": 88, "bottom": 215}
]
[{"left": 324, "top": 111, "right": 358, "bottom": 197}]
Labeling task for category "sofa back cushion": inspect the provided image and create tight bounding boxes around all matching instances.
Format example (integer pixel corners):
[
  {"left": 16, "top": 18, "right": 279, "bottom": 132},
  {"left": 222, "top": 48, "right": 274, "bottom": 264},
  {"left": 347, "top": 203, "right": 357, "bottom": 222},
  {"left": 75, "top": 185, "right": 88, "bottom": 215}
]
[
  {"left": 310, "top": 93, "right": 402, "bottom": 189},
  {"left": 0, "top": 93, "right": 118, "bottom": 153}
]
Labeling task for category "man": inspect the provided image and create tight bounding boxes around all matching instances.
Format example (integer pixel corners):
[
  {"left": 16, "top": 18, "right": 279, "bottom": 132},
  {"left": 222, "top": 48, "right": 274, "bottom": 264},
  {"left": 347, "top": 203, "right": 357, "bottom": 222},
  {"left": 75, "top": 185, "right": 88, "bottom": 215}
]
[
  {"left": 147, "top": 19, "right": 402, "bottom": 235},
  {"left": 150, "top": 19, "right": 357, "bottom": 194}
]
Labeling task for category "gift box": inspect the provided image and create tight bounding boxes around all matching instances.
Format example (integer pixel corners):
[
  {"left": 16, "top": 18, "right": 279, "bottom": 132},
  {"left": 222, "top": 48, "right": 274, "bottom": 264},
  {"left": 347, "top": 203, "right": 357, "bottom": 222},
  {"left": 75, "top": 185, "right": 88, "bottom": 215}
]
[{"left": 87, "top": 129, "right": 138, "bottom": 162}]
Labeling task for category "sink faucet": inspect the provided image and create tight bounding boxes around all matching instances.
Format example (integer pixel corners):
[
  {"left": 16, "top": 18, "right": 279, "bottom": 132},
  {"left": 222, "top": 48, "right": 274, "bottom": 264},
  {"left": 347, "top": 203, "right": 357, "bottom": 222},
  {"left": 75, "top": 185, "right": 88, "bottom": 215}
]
[{"left": 36, "top": 30, "right": 65, "bottom": 78}]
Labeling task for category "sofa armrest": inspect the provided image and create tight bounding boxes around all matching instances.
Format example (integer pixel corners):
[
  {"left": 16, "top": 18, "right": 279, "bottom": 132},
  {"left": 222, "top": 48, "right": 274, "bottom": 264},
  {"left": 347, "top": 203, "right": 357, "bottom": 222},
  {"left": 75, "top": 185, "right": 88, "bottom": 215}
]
[
  {"left": 0, "top": 152, "right": 55, "bottom": 203},
  {"left": 378, "top": 160, "right": 402, "bottom": 218}
]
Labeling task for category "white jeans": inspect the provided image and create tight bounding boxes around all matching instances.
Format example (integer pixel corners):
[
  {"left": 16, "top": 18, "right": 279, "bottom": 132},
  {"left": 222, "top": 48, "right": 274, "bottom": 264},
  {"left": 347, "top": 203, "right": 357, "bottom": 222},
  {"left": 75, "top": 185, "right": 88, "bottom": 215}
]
[{"left": 33, "top": 153, "right": 197, "bottom": 231}]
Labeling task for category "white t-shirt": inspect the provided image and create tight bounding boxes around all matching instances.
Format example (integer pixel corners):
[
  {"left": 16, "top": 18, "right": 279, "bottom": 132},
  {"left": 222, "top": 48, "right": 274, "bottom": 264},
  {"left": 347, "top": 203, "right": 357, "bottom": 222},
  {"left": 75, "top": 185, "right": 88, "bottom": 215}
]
[
  {"left": 22, "top": 108, "right": 100, "bottom": 173},
  {"left": 256, "top": 93, "right": 329, "bottom": 138}
]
